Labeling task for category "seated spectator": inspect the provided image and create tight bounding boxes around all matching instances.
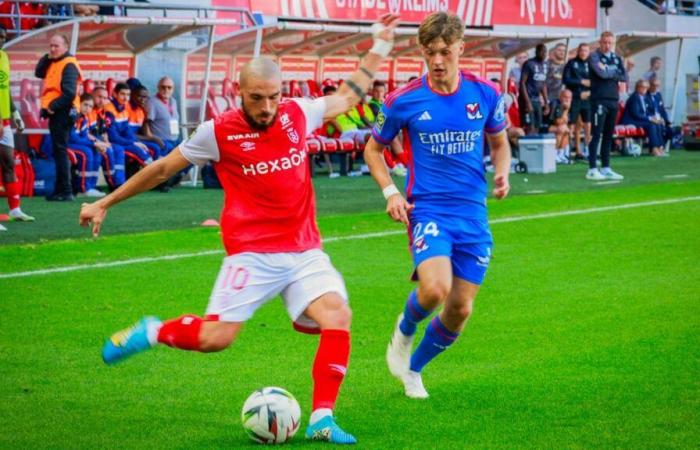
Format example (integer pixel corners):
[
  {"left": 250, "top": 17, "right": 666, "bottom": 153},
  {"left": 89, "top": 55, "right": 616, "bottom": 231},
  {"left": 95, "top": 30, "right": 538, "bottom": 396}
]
[
  {"left": 147, "top": 76, "right": 181, "bottom": 152},
  {"left": 366, "top": 80, "right": 407, "bottom": 176},
  {"left": 642, "top": 56, "right": 662, "bottom": 81},
  {"left": 89, "top": 86, "right": 125, "bottom": 189},
  {"left": 68, "top": 93, "right": 107, "bottom": 197},
  {"left": 548, "top": 89, "right": 573, "bottom": 164},
  {"left": 73, "top": 4, "right": 99, "bottom": 16},
  {"left": 128, "top": 85, "right": 168, "bottom": 159},
  {"left": 621, "top": 79, "right": 664, "bottom": 156},
  {"left": 103, "top": 82, "right": 153, "bottom": 168},
  {"left": 646, "top": 77, "right": 673, "bottom": 149}
]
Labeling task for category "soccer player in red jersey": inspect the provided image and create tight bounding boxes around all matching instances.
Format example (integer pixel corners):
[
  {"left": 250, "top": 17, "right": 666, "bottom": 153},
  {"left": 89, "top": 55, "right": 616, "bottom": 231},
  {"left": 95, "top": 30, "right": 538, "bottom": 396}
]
[{"left": 79, "top": 14, "right": 399, "bottom": 445}]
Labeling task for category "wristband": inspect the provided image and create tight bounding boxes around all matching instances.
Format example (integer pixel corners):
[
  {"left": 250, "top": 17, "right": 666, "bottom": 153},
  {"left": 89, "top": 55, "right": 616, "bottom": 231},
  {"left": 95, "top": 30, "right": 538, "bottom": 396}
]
[
  {"left": 382, "top": 184, "right": 400, "bottom": 200},
  {"left": 369, "top": 23, "right": 393, "bottom": 57}
]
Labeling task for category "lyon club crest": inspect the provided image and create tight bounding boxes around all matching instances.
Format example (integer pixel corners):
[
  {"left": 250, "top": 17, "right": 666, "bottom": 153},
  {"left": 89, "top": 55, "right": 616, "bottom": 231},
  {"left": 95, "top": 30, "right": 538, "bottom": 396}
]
[{"left": 466, "top": 102, "right": 483, "bottom": 120}]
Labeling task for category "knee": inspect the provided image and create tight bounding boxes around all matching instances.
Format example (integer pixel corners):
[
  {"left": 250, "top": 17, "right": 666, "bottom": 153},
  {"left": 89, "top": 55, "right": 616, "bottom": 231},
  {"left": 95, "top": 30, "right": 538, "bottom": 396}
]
[
  {"left": 420, "top": 280, "right": 451, "bottom": 306},
  {"left": 319, "top": 296, "right": 352, "bottom": 330},
  {"left": 444, "top": 299, "right": 474, "bottom": 323}
]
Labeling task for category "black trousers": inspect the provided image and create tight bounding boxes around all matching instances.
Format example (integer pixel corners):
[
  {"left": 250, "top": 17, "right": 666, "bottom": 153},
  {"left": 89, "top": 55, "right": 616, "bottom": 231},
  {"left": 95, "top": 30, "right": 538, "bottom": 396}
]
[
  {"left": 49, "top": 110, "right": 73, "bottom": 196},
  {"left": 588, "top": 99, "right": 618, "bottom": 169}
]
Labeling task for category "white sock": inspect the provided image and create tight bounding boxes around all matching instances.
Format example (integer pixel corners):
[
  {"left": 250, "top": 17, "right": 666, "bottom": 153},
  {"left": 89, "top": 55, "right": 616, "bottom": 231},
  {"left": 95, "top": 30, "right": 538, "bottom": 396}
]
[
  {"left": 310, "top": 408, "right": 333, "bottom": 425},
  {"left": 146, "top": 320, "right": 163, "bottom": 346}
]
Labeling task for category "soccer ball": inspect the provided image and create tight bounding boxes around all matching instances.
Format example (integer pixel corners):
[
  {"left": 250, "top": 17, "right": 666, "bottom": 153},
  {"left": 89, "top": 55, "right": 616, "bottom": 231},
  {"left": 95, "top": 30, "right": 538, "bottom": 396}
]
[{"left": 241, "top": 386, "right": 301, "bottom": 444}]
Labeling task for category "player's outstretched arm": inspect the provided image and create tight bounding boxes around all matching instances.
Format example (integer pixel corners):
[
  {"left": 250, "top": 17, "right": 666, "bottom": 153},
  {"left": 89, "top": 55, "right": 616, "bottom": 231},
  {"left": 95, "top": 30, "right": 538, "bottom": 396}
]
[
  {"left": 488, "top": 131, "right": 511, "bottom": 200},
  {"left": 79, "top": 148, "right": 191, "bottom": 236},
  {"left": 365, "top": 136, "right": 413, "bottom": 224},
  {"left": 323, "top": 14, "right": 400, "bottom": 120}
]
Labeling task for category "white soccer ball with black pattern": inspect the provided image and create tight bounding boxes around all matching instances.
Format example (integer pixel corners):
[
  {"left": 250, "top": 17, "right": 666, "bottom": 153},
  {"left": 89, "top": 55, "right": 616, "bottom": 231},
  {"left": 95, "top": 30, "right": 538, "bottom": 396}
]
[{"left": 241, "top": 387, "right": 301, "bottom": 444}]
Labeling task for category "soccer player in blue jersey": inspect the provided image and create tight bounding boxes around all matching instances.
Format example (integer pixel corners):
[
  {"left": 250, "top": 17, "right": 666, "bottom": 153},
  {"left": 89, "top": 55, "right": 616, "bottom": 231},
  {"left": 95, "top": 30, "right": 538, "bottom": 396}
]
[{"left": 364, "top": 12, "right": 511, "bottom": 399}]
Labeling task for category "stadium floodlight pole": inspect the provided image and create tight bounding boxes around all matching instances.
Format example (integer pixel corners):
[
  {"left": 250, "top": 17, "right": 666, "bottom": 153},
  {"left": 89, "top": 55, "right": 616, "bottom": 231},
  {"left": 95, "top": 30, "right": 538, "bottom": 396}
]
[{"left": 192, "top": 24, "right": 216, "bottom": 187}]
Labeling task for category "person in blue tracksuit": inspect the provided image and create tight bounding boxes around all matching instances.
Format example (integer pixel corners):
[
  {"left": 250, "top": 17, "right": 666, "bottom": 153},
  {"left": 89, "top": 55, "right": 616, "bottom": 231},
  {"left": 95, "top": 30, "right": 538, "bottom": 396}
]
[
  {"left": 103, "top": 82, "right": 153, "bottom": 170},
  {"left": 67, "top": 93, "right": 106, "bottom": 196}
]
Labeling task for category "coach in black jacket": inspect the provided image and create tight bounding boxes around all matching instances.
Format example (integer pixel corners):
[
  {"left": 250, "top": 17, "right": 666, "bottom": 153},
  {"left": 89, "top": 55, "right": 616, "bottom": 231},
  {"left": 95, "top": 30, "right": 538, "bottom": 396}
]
[
  {"left": 563, "top": 43, "right": 591, "bottom": 159},
  {"left": 586, "top": 32, "right": 627, "bottom": 181}
]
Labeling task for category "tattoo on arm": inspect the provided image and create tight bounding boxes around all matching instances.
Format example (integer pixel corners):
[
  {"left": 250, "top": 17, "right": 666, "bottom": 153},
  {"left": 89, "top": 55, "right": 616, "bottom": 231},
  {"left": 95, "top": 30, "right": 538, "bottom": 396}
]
[
  {"left": 345, "top": 79, "right": 365, "bottom": 99},
  {"left": 360, "top": 67, "right": 374, "bottom": 79}
]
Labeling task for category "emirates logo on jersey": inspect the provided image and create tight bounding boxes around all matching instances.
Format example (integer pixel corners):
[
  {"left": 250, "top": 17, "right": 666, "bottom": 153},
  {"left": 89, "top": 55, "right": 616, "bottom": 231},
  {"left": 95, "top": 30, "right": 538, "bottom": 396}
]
[{"left": 287, "top": 129, "right": 299, "bottom": 144}]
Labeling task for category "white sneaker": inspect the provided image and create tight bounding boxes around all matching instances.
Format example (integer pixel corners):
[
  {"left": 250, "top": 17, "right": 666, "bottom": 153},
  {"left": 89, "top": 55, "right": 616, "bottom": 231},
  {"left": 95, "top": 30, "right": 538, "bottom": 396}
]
[
  {"left": 9, "top": 209, "right": 35, "bottom": 222},
  {"left": 386, "top": 313, "right": 413, "bottom": 380},
  {"left": 0, "top": 223, "right": 6, "bottom": 231},
  {"left": 586, "top": 168, "right": 606, "bottom": 181},
  {"left": 85, "top": 188, "right": 106, "bottom": 198},
  {"left": 347, "top": 170, "right": 362, "bottom": 177},
  {"left": 401, "top": 370, "right": 429, "bottom": 399},
  {"left": 328, "top": 173, "right": 340, "bottom": 179},
  {"left": 600, "top": 167, "right": 624, "bottom": 180}
]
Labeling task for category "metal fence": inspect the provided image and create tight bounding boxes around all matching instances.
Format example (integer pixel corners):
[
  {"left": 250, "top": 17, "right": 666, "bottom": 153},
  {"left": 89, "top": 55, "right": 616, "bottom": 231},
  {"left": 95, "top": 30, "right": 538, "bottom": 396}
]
[{"left": 638, "top": 0, "right": 700, "bottom": 15}]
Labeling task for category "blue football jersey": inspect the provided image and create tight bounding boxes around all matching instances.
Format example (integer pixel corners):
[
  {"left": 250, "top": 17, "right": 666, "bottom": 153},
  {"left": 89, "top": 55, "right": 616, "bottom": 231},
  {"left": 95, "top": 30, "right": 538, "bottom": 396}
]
[{"left": 372, "top": 72, "right": 506, "bottom": 219}]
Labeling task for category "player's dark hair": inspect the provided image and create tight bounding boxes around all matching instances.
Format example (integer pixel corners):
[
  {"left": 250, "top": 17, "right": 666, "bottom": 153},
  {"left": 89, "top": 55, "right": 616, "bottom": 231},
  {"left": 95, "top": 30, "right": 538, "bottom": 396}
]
[
  {"left": 80, "top": 93, "right": 94, "bottom": 103},
  {"left": 114, "top": 82, "right": 130, "bottom": 94},
  {"left": 372, "top": 80, "right": 385, "bottom": 88}
]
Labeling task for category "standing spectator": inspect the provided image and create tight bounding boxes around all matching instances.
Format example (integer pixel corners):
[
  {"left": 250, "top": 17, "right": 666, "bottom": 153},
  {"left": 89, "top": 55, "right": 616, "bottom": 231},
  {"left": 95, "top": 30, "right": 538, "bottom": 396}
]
[
  {"left": 546, "top": 43, "right": 567, "bottom": 100},
  {"left": 587, "top": 31, "right": 627, "bottom": 181},
  {"left": 563, "top": 43, "right": 592, "bottom": 160},
  {"left": 646, "top": 77, "right": 673, "bottom": 148},
  {"left": 519, "top": 43, "right": 549, "bottom": 135},
  {"left": 621, "top": 79, "right": 664, "bottom": 156},
  {"left": 36, "top": 33, "right": 82, "bottom": 201},
  {"left": 548, "top": 89, "right": 573, "bottom": 164},
  {"left": 0, "top": 25, "right": 33, "bottom": 224},
  {"left": 147, "top": 76, "right": 181, "bottom": 152},
  {"left": 642, "top": 56, "right": 662, "bottom": 81},
  {"left": 508, "top": 52, "right": 529, "bottom": 86}
]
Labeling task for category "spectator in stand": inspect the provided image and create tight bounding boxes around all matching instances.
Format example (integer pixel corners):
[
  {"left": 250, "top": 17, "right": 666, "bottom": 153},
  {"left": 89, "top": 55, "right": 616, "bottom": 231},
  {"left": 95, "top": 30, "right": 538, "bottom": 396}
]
[
  {"left": 0, "top": 2, "right": 44, "bottom": 35},
  {"left": 90, "top": 86, "right": 125, "bottom": 189},
  {"left": 642, "top": 56, "right": 662, "bottom": 81},
  {"left": 368, "top": 80, "right": 385, "bottom": 116},
  {"left": 508, "top": 51, "right": 529, "bottom": 86},
  {"left": 103, "top": 82, "right": 153, "bottom": 170},
  {"left": 36, "top": 33, "right": 82, "bottom": 201},
  {"left": 128, "top": 85, "right": 167, "bottom": 159},
  {"left": 73, "top": 4, "right": 99, "bottom": 16},
  {"left": 647, "top": 77, "right": 673, "bottom": 148},
  {"left": 363, "top": 80, "right": 407, "bottom": 176},
  {"left": 563, "top": 43, "right": 592, "bottom": 161},
  {"left": 621, "top": 79, "right": 665, "bottom": 156},
  {"left": 546, "top": 43, "right": 567, "bottom": 100},
  {"left": 0, "top": 25, "right": 33, "bottom": 225},
  {"left": 147, "top": 76, "right": 181, "bottom": 152},
  {"left": 519, "top": 43, "right": 549, "bottom": 135},
  {"left": 548, "top": 89, "right": 573, "bottom": 164},
  {"left": 68, "top": 93, "right": 106, "bottom": 197},
  {"left": 587, "top": 31, "right": 627, "bottom": 181}
]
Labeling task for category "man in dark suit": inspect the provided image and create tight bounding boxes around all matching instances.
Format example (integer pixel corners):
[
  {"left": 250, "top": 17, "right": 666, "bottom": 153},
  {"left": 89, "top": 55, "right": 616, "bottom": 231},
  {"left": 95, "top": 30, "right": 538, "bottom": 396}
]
[
  {"left": 621, "top": 79, "right": 664, "bottom": 156},
  {"left": 646, "top": 78, "right": 673, "bottom": 151}
]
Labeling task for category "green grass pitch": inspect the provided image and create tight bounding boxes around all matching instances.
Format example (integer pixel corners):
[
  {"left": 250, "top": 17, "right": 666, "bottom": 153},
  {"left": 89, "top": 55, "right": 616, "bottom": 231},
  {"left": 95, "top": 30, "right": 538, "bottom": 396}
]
[{"left": 1, "top": 153, "right": 699, "bottom": 448}]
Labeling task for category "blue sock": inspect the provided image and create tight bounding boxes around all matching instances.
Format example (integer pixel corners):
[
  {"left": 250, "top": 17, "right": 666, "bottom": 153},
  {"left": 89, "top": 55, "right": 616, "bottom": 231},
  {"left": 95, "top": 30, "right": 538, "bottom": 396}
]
[
  {"left": 398, "top": 290, "right": 431, "bottom": 336},
  {"left": 409, "top": 316, "right": 459, "bottom": 373}
]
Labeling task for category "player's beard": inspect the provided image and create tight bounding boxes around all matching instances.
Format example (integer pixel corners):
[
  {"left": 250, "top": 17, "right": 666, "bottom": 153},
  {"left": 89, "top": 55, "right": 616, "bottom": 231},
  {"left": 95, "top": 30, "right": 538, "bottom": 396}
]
[{"left": 241, "top": 98, "right": 277, "bottom": 131}]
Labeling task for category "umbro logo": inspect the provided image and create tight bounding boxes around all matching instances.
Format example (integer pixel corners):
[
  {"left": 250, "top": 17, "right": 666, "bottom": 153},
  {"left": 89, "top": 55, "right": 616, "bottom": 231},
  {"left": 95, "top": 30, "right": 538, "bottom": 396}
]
[
  {"left": 418, "top": 111, "right": 432, "bottom": 121},
  {"left": 328, "top": 364, "right": 347, "bottom": 375},
  {"left": 241, "top": 141, "right": 255, "bottom": 151}
]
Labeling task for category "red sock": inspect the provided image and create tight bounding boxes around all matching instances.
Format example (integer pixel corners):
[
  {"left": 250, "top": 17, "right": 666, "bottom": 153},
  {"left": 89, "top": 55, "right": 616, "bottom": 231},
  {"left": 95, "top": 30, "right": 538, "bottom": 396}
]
[
  {"left": 395, "top": 151, "right": 409, "bottom": 167},
  {"left": 382, "top": 149, "right": 396, "bottom": 169},
  {"left": 312, "top": 329, "right": 350, "bottom": 410},
  {"left": 157, "top": 315, "right": 203, "bottom": 351},
  {"left": 5, "top": 181, "right": 20, "bottom": 210}
]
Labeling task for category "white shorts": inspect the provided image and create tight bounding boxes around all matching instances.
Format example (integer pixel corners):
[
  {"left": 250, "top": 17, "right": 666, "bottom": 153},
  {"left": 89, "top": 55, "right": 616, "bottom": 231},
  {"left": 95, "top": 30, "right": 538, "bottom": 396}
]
[
  {"left": 205, "top": 249, "right": 348, "bottom": 332},
  {"left": 0, "top": 126, "right": 14, "bottom": 148}
]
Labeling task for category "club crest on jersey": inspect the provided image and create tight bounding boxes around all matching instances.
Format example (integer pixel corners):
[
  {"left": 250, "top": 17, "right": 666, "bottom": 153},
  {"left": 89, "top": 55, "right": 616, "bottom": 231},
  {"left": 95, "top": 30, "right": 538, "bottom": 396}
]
[
  {"left": 287, "top": 129, "right": 300, "bottom": 144},
  {"left": 466, "top": 103, "right": 483, "bottom": 120},
  {"left": 375, "top": 112, "right": 385, "bottom": 132}
]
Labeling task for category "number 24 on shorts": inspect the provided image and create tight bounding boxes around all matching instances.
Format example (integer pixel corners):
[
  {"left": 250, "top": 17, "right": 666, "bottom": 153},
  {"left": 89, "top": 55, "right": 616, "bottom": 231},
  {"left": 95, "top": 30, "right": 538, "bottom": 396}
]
[{"left": 413, "top": 221, "right": 439, "bottom": 254}]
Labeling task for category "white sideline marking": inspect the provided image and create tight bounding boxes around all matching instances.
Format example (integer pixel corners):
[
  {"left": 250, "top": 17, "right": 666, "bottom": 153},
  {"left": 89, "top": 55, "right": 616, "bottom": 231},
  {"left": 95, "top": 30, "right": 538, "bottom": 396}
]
[
  {"left": 595, "top": 180, "right": 622, "bottom": 185},
  {"left": 525, "top": 190, "right": 547, "bottom": 194},
  {"left": 2, "top": 195, "right": 699, "bottom": 280},
  {"left": 663, "top": 174, "right": 689, "bottom": 179}
]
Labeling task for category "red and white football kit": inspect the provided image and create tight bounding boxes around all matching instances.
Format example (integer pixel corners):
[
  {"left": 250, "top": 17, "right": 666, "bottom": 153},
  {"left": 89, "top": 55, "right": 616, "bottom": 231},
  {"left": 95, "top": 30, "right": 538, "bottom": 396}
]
[{"left": 180, "top": 98, "right": 347, "bottom": 329}]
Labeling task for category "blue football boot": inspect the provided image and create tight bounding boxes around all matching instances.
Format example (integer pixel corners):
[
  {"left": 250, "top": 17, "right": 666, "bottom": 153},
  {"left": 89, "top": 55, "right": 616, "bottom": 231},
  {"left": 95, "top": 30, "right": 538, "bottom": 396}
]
[
  {"left": 305, "top": 416, "right": 357, "bottom": 444},
  {"left": 102, "top": 316, "right": 161, "bottom": 365}
]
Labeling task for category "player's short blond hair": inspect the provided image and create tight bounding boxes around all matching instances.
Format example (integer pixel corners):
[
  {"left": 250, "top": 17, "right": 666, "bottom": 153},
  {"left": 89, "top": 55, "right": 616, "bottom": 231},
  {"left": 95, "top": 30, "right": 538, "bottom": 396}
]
[
  {"left": 418, "top": 12, "right": 464, "bottom": 47},
  {"left": 600, "top": 31, "right": 615, "bottom": 40}
]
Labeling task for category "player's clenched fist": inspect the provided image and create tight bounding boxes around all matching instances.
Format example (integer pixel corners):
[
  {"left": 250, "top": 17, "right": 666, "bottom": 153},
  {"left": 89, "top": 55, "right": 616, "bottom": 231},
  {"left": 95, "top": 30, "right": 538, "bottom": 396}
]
[
  {"left": 492, "top": 173, "right": 510, "bottom": 200},
  {"left": 386, "top": 194, "right": 414, "bottom": 225},
  {"left": 79, "top": 201, "right": 107, "bottom": 237}
]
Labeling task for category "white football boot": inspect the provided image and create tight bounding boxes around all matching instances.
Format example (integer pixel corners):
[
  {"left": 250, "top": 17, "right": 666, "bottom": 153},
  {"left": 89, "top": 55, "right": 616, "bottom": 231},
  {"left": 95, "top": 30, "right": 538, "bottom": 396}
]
[{"left": 387, "top": 314, "right": 428, "bottom": 398}]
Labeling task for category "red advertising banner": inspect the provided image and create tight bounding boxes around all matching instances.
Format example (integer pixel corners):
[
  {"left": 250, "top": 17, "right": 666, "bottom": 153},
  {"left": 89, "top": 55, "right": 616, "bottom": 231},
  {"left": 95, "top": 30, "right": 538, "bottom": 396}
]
[
  {"left": 248, "top": 0, "right": 595, "bottom": 28},
  {"left": 321, "top": 57, "right": 359, "bottom": 81},
  {"left": 393, "top": 57, "right": 424, "bottom": 81},
  {"left": 185, "top": 55, "right": 233, "bottom": 99},
  {"left": 279, "top": 56, "right": 319, "bottom": 81}
]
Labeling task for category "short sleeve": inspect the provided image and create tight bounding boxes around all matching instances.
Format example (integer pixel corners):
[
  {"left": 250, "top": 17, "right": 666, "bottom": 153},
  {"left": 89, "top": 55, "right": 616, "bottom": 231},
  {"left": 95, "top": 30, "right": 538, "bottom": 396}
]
[
  {"left": 179, "top": 120, "right": 219, "bottom": 166},
  {"left": 371, "top": 102, "right": 404, "bottom": 145},
  {"left": 147, "top": 98, "right": 157, "bottom": 121},
  {"left": 291, "top": 97, "right": 326, "bottom": 136},
  {"left": 485, "top": 91, "right": 507, "bottom": 135}
]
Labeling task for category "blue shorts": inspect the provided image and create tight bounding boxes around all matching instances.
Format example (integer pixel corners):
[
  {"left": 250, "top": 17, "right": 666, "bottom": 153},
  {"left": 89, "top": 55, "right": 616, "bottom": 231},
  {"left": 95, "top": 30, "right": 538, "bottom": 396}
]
[{"left": 409, "top": 212, "right": 493, "bottom": 285}]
